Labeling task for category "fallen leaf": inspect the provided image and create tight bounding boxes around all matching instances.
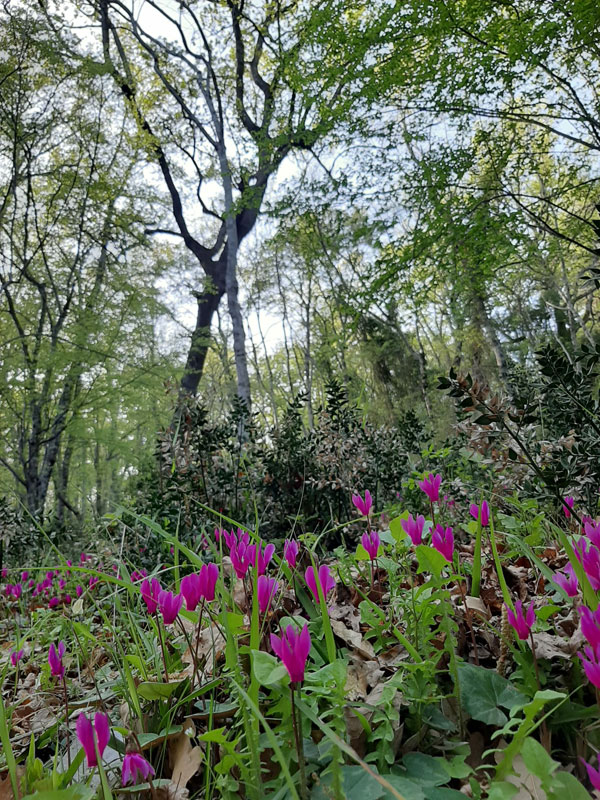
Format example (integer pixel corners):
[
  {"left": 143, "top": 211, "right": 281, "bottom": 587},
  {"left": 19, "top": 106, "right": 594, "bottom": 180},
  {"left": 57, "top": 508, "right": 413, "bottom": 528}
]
[
  {"left": 169, "top": 718, "right": 203, "bottom": 790},
  {"left": 329, "top": 619, "right": 376, "bottom": 659}
]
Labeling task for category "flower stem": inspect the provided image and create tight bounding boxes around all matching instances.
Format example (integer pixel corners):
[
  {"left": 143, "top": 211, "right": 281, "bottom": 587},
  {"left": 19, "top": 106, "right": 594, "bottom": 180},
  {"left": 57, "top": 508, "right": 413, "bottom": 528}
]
[
  {"left": 62, "top": 676, "right": 71, "bottom": 767},
  {"left": 290, "top": 685, "right": 307, "bottom": 800},
  {"left": 155, "top": 612, "right": 169, "bottom": 682}
]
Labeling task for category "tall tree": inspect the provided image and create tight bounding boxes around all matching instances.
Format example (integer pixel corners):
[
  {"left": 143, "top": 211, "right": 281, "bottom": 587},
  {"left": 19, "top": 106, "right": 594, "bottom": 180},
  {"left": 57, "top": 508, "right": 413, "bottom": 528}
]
[
  {"left": 47, "top": 0, "right": 402, "bottom": 408},
  {"left": 0, "top": 8, "right": 168, "bottom": 519}
]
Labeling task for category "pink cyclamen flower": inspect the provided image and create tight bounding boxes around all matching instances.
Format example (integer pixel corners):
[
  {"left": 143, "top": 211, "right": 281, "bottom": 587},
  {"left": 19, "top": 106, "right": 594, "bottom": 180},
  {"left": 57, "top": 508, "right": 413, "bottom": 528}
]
[
  {"left": 505, "top": 600, "right": 536, "bottom": 640},
  {"left": 158, "top": 590, "right": 183, "bottom": 624},
  {"left": 361, "top": 530, "right": 380, "bottom": 560},
  {"left": 552, "top": 563, "right": 578, "bottom": 597},
  {"left": 76, "top": 585, "right": 83, "bottom": 597},
  {"left": 582, "top": 546, "right": 600, "bottom": 591},
  {"left": 271, "top": 623, "right": 311, "bottom": 683},
  {"left": 229, "top": 539, "right": 256, "bottom": 579},
  {"left": 20, "top": 571, "right": 28, "bottom": 582},
  {"left": 579, "top": 646, "right": 600, "bottom": 689},
  {"left": 581, "top": 755, "right": 600, "bottom": 791},
  {"left": 284, "top": 539, "right": 299, "bottom": 569},
  {"left": 257, "top": 575, "right": 279, "bottom": 614},
  {"left": 181, "top": 563, "right": 219, "bottom": 610},
  {"left": 563, "top": 496, "right": 575, "bottom": 518},
  {"left": 418, "top": 473, "right": 442, "bottom": 503},
  {"left": 254, "top": 542, "right": 275, "bottom": 576},
  {"left": 48, "top": 597, "right": 60, "bottom": 609},
  {"left": 431, "top": 524, "right": 454, "bottom": 563},
  {"left": 580, "top": 605, "right": 600, "bottom": 652},
  {"left": 469, "top": 500, "right": 489, "bottom": 527},
  {"left": 585, "top": 520, "right": 600, "bottom": 550},
  {"left": 76, "top": 712, "right": 110, "bottom": 768},
  {"left": 574, "top": 536, "right": 589, "bottom": 564},
  {"left": 305, "top": 565, "right": 336, "bottom": 603},
  {"left": 352, "top": 490, "right": 373, "bottom": 517},
  {"left": 140, "top": 578, "right": 161, "bottom": 614},
  {"left": 122, "top": 752, "right": 155, "bottom": 786},
  {"left": 48, "top": 641, "right": 66, "bottom": 679},
  {"left": 10, "top": 649, "right": 24, "bottom": 667},
  {"left": 11, "top": 584, "right": 22, "bottom": 600},
  {"left": 1, "top": 568, "right": 7, "bottom": 578},
  {"left": 401, "top": 514, "right": 426, "bottom": 545}
]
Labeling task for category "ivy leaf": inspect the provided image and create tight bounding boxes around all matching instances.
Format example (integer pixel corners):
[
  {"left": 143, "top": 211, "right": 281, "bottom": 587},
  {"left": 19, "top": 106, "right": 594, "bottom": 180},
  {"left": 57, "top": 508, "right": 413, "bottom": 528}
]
[{"left": 457, "top": 663, "right": 527, "bottom": 725}]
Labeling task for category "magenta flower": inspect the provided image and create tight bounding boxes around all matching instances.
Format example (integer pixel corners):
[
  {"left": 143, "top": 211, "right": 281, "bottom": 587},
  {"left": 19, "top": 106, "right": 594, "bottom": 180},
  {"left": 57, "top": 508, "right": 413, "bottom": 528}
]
[
  {"left": 505, "top": 600, "right": 536, "bottom": 640},
  {"left": 579, "top": 646, "right": 600, "bottom": 689},
  {"left": 401, "top": 514, "right": 427, "bottom": 545},
  {"left": 305, "top": 565, "right": 336, "bottom": 603},
  {"left": 563, "top": 496, "right": 575, "bottom": 518},
  {"left": 11, "top": 584, "right": 22, "bottom": 600},
  {"left": 20, "top": 571, "right": 28, "bottom": 582},
  {"left": 10, "top": 649, "right": 24, "bottom": 667},
  {"left": 431, "top": 524, "right": 454, "bottom": 563},
  {"left": 76, "top": 712, "right": 110, "bottom": 768},
  {"left": 140, "top": 578, "right": 161, "bottom": 614},
  {"left": 361, "top": 530, "right": 380, "bottom": 560},
  {"left": 48, "top": 642, "right": 66, "bottom": 679},
  {"left": 199, "top": 563, "right": 219, "bottom": 602},
  {"left": 585, "top": 520, "right": 600, "bottom": 549},
  {"left": 582, "top": 546, "right": 600, "bottom": 591},
  {"left": 1, "top": 567, "right": 7, "bottom": 578},
  {"left": 158, "top": 590, "right": 183, "bottom": 624},
  {"left": 574, "top": 536, "right": 589, "bottom": 564},
  {"left": 552, "top": 563, "right": 578, "bottom": 597},
  {"left": 254, "top": 542, "right": 275, "bottom": 576},
  {"left": 580, "top": 605, "right": 600, "bottom": 652},
  {"left": 352, "top": 490, "right": 373, "bottom": 517},
  {"left": 284, "top": 539, "right": 299, "bottom": 569},
  {"left": 418, "top": 473, "right": 442, "bottom": 503},
  {"left": 122, "top": 752, "right": 155, "bottom": 786},
  {"left": 181, "top": 563, "right": 219, "bottom": 610},
  {"left": 271, "top": 623, "right": 311, "bottom": 684},
  {"left": 229, "top": 538, "right": 256, "bottom": 579},
  {"left": 581, "top": 755, "right": 600, "bottom": 791},
  {"left": 48, "top": 597, "right": 60, "bottom": 609},
  {"left": 76, "top": 585, "right": 83, "bottom": 597},
  {"left": 257, "top": 575, "right": 279, "bottom": 614},
  {"left": 469, "top": 500, "right": 489, "bottom": 527}
]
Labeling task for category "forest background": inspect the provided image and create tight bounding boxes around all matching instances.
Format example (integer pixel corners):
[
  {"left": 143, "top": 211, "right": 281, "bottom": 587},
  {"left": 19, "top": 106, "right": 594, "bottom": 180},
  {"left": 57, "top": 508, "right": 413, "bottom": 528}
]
[{"left": 2, "top": 0, "right": 600, "bottom": 559}]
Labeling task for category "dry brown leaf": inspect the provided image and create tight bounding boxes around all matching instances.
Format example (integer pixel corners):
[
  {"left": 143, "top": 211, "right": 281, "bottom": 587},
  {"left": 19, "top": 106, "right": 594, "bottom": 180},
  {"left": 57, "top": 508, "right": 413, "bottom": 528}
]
[
  {"left": 181, "top": 623, "right": 226, "bottom": 679},
  {"left": 531, "top": 632, "right": 572, "bottom": 661},
  {"left": 329, "top": 619, "right": 376, "bottom": 660},
  {"left": 464, "top": 595, "right": 490, "bottom": 619},
  {"left": 328, "top": 603, "right": 361, "bottom": 632},
  {"left": 169, "top": 719, "right": 203, "bottom": 790},
  {"left": 0, "top": 769, "right": 25, "bottom": 800},
  {"left": 345, "top": 665, "right": 368, "bottom": 702}
]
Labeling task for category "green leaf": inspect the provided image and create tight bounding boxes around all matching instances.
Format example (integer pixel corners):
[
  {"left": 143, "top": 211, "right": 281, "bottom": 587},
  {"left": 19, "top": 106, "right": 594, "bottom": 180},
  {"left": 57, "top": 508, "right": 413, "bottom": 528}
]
[
  {"left": 415, "top": 545, "right": 447, "bottom": 578},
  {"left": 311, "top": 765, "right": 386, "bottom": 800},
  {"left": 390, "top": 514, "right": 409, "bottom": 543},
  {"left": 382, "top": 777, "right": 425, "bottom": 800},
  {"left": 486, "top": 783, "right": 518, "bottom": 800},
  {"left": 547, "top": 771, "right": 593, "bottom": 799},
  {"left": 137, "top": 680, "right": 186, "bottom": 700},
  {"left": 521, "top": 737, "right": 557, "bottom": 783},
  {"left": 425, "top": 789, "right": 470, "bottom": 800},
  {"left": 401, "top": 753, "right": 449, "bottom": 787},
  {"left": 22, "top": 788, "right": 95, "bottom": 800},
  {"left": 252, "top": 650, "right": 289, "bottom": 687},
  {"left": 457, "top": 663, "right": 527, "bottom": 726}
]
